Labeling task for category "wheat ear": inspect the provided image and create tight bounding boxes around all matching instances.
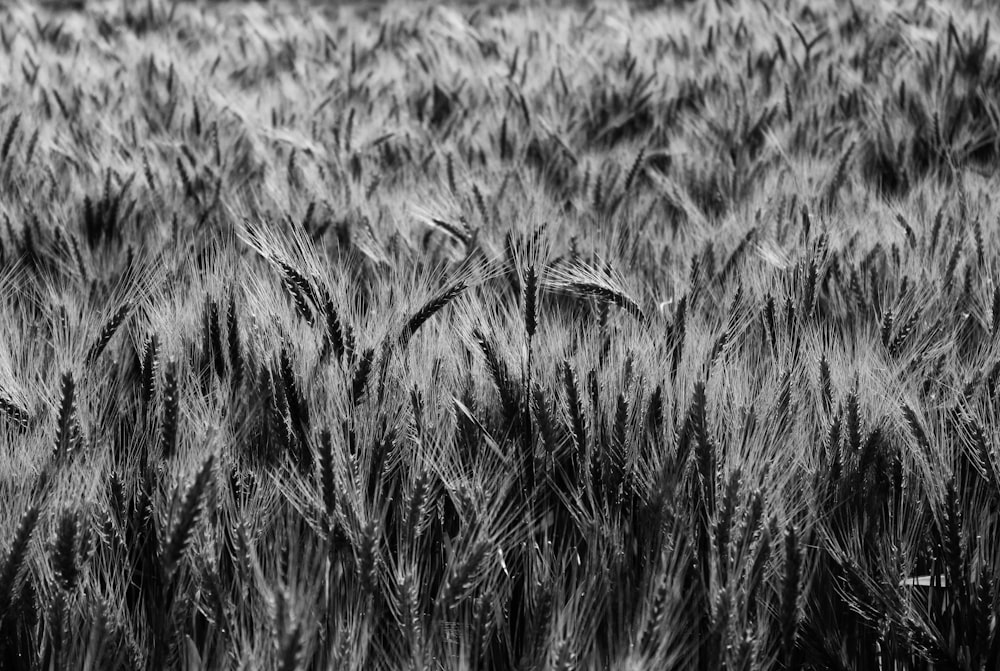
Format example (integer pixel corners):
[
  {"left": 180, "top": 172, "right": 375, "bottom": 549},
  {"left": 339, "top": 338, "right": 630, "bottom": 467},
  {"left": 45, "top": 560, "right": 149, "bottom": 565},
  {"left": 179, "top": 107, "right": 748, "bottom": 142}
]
[
  {"left": 0, "top": 506, "right": 40, "bottom": 619},
  {"left": 0, "top": 113, "right": 20, "bottom": 164},
  {"left": 51, "top": 509, "right": 80, "bottom": 592},
  {"left": 351, "top": 348, "right": 374, "bottom": 406},
  {"left": 162, "top": 455, "right": 215, "bottom": 576},
  {"left": 399, "top": 282, "right": 466, "bottom": 349},
  {"left": 53, "top": 372, "right": 79, "bottom": 463},
  {"left": 161, "top": 360, "right": 179, "bottom": 459}
]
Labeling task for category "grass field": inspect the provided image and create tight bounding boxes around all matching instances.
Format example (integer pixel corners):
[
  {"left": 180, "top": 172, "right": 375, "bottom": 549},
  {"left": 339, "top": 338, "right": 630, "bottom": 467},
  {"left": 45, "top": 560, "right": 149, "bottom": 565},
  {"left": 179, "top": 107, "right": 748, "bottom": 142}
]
[{"left": 0, "top": 0, "right": 998, "bottom": 668}]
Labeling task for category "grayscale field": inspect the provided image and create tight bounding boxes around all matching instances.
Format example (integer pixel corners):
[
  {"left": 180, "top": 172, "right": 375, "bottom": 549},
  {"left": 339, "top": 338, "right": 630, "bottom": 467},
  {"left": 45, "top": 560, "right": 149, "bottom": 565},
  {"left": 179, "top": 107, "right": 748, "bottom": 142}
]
[{"left": 0, "top": 0, "right": 997, "bottom": 668}]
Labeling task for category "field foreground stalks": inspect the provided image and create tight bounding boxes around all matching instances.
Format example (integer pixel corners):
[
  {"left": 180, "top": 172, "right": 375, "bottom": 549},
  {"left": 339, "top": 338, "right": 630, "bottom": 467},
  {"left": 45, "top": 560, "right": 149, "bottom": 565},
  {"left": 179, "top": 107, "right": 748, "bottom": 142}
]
[{"left": 0, "top": 0, "right": 998, "bottom": 668}]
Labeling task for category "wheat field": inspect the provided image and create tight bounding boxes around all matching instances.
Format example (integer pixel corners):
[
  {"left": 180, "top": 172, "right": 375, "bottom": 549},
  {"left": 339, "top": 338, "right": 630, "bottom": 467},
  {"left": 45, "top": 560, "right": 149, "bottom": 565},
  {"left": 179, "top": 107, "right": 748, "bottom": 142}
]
[{"left": 0, "top": 0, "right": 997, "bottom": 668}]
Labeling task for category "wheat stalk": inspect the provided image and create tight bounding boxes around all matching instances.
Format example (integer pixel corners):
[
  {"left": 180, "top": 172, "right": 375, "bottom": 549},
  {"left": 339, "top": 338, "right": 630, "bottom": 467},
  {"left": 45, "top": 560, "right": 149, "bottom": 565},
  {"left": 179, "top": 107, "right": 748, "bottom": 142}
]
[
  {"left": 425, "top": 217, "right": 471, "bottom": 246},
  {"left": 472, "top": 183, "right": 490, "bottom": 225},
  {"left": 623, "top": 148, "right": 645, "bottom": 193},
  {"left": 718, "top": 226, "right": 758, "bottom": 285},
  {"left": 176, "top": 156, "right": 196, "bottom": 201},
  {"left": 746, "top": 522, "right": 771, "bottom": 620},
  {"left": 53, "top": 371, "right": 79, "bottom": 464},
  {"left": 404, "top": 469, "right": 432, "bottom": 543},
  {"left": 546, "top": 260, "right": 648, "bottom": 324},
  {"left": 279, "top": 348, "right": 309, "bottom": 443},
  {"left": 716, "top": 469, "right": 741, "bottom": 583},
  {"left": 318, "top": 429, "right": 337, "bottom": 530},
  {"left": 928, "top": 206, "right": 945, "bottom": 257},
  {"left": 140, "top": 334, "right": 159, "bottom": 417},
  {"left": 818, "top": 355, "right": 833, "bottom": 413},
  {"left": 399, "top": 281, "right": 466, "bottom": 349},
  {"left": 943, "top": 240, "right": 962, "bottom": 290},
  {"left": 351, "top": 348, "right": 374, "bottom": 407},
  {"left": 0, "top": 113, "right": 20, "bottom": 164},
  {"left": 888, "top": 309, "right": 920, "bottom": 356},
  {"left": 973, "top": 218, "right": 984, "bottom": 267},
  {"left": 823, "top": 142, "right": 854, "bottom": 208},
  {"left": 86, "top": 303, "right": 131, "bottom": 365},
  {"left": 0, "top": 506, "right": 39, "bottom": 620},
  {"left": 279, "top": 261, "right": 319, "bottom": 314},
  {"left": 281, "top": 275, "right": 314, "bottom": 326},
  {"left": 803, "top": 259, "right": 818, "bottom": 319},
  {"left": 51, "top": 509, "right": 80, "bottom": 592},
  {"left": 356, "top": 520, "right": 380, "bottom": 595},
  {"left": 780, "top": 525, "right": 801, "bottom": 663},
  {"left": 0, "top": 393, "right": 29, "bottom": 430},
  {"left": 474, "top": 329, "right": 517, "bottom": 421},
  {"left": 992, "top": 286, "right": 1000, "bottom": 338},
  {"left": 691, "top": 380, "right": 716, "bottom": 516},
  {"left": 397, "top": 568, "right": 421, "bottom": 655},
  {"left": 322, "top": 297, "right": 347, "bottom": 364},
  {"left": 845, "top": 389, "right": 862, "bottom": 454},
  {"left": 276, "top": 622, "right": 304, "bottom": 671},
  {"left": 161, "top": 360, "right": 179, "bottom": 459},
  {"left": 208, "top": 300, "right": 226, "bottom": 380},
  {"left": 942, "top": 478, "right": 966, "bottom": 599},
  {"left": 23, "top": 127, "right": 38, "bottom": 167},
  {"left": 162, "top": 455, "right": 215, "bottom": 577},
  {"left": 608, "top": 392, "right": 629, "bottom": 506},
  {"left": 895, "top": 213, "right": 917, "bottom": 248},
  {"left": 227, "top": 293, "right": 244, "bottom": 388},
  {"left": 571, "top": 281, "right": 646, "bottom": 323},
  {"left": 438, "top": 541, "right": 490, "bottom": 612},
  {"left": 762, "top": 295, "right": 777, "bottom": 354},
  {"left": 532, "top": 386, "right": 557, "bottom": 472},
  {"left": 880, "top": 309, "right": 894, "bottom": 348},
  {"left": 524, "top": 266, "right": 538, "bottom": 339}
]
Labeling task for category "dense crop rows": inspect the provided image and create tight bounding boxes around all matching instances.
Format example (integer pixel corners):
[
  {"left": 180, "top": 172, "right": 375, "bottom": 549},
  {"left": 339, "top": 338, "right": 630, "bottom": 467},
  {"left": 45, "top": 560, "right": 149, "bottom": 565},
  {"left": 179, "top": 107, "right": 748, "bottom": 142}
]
[{"left": 0, "top": 0, "right": 998, "bottom": 668}]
